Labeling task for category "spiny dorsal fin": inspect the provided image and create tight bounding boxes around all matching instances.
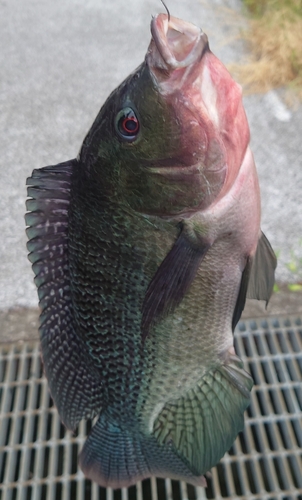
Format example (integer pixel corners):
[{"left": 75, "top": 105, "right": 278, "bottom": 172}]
[
  {"left": 141, "top": 231, "right": 210, "bottom": 340},
  {"left": 152, "top": 354, "right": 253, "bottom": 475},
  {"left": 25, "top": 159, "right": 103, "bottom": 429}
]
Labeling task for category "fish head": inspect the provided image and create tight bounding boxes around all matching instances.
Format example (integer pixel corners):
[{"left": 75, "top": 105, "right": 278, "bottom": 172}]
[{"left": 80, "top": 14, "right": 250, "bottom": 217}]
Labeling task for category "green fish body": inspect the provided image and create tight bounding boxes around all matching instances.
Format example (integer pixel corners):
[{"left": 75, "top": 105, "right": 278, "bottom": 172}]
[{"left": 26, "top": 13, "right": 276, "bottom": 489}]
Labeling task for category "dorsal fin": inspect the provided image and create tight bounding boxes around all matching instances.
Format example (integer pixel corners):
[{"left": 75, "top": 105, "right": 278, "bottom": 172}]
[
  {"left": 141, "top": 231, "right": 210, "bottom": 340},
  {"left": 25, "top": 159, "right": 103, "bottom": 429}
]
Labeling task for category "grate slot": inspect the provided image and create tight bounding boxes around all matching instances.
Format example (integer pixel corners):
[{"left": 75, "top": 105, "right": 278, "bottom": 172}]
[{"left": 1, "top": 318, "right": 302, "bottom": 500}]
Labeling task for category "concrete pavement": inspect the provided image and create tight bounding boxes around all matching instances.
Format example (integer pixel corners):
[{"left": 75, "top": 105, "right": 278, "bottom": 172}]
[{"left": 1, "top": 0, "right": 301, "bottom": 316}]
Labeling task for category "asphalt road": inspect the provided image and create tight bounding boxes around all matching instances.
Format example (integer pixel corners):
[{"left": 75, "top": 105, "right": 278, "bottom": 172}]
[{"left": 1, "top": 0, "right": 302, "bottom": 312}]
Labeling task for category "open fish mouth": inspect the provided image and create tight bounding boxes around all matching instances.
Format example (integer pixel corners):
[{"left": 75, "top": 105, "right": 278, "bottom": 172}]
[
  {"left": 149, "top": 13, "right": 208, "bottom": 70},
  {"left": 145, "top": 14, "right": 215, "bottom": 180},
  {"left": 143, "top": 14, "right": 228, "bottom": 207}
]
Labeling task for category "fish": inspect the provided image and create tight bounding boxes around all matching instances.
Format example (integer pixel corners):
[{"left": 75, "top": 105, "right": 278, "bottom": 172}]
[{"left": 25, "top": 12, "right": 277, "bottom": 489}]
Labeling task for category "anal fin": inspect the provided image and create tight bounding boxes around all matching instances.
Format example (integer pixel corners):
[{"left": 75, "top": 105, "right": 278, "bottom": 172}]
[{"left": 152, "top": 354, "right": 253, "bottom": 476}]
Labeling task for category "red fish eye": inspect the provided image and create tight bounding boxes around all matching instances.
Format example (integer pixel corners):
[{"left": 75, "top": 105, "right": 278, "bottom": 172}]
[
  {"left": 121, "top": 116, "right": 139, "bottom": 134},
  {"left": 115, "top": 107, "right": 140, "bottom": 141}
]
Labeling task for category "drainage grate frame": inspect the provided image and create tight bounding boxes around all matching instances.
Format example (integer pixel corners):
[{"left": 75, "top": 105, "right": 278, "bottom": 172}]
[{"left": 0, "top": 315, "right": 302, "bottom": 500}]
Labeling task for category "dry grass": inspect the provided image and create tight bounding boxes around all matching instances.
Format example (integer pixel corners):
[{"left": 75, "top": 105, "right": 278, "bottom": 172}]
[{"left": 229, "top": 0, "right": 302, "bottom": 97}]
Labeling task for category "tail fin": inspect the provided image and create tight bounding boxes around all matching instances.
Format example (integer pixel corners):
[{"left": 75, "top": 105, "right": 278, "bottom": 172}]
[
  {"left": 79, "top": 415, "right": 206, "bottom": 489},
  {"left": 79, "top": 354, "right": 252, "bottom": 489}
]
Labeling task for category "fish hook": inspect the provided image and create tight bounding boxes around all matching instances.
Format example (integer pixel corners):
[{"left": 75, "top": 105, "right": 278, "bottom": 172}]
[{"left": 160, "top": 0, "right": 170, "bottom": 21}]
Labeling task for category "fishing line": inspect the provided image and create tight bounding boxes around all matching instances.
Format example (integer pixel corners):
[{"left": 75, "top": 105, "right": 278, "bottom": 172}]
[{"left": 160, "top": 0, "right": 170, "bottom": 21}]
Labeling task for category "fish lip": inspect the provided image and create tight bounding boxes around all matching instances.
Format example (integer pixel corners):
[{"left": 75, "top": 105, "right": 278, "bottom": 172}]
[
  {"left": 149, "top": 13, "right": 208, "bottom": 70},
  {"left": 144, "top": 159, "right": 226, "bottom": 177},
  {"left": 145, "top": 162, "right": 204, "bottom": 180},
  {"left": 144, "top": 161, "right": 227, "bottom": 187}
]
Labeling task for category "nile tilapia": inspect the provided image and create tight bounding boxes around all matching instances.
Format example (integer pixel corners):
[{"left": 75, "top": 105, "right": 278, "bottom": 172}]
[{"left": 25, "top": 13, "right": 276, "bottom": 489}]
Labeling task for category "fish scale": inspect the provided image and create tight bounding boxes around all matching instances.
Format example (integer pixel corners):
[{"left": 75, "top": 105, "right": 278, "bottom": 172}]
[{"left": 68, "top": 181, "right": 179, "bottom": 420}]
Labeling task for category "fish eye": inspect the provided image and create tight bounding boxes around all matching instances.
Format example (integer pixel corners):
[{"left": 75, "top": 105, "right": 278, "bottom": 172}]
[{"left": 115, "top": 107, "right": 140, "bottom": 142}]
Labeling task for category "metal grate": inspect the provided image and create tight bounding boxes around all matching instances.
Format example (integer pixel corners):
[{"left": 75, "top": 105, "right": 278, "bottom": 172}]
[{"left": 1, "top": 316, "right": 301, "bottom": 500}]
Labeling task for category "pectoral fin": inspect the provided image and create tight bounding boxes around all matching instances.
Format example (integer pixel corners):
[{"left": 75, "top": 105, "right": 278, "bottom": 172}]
[{"left": 141, "top": 231, "right": 210, "bottom": 340}]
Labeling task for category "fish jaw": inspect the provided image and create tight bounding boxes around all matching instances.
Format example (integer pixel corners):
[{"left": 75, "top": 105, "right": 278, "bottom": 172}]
[
  {"left": 145, "top": 14, "right": 250, "bottom": 210},
  {"left": 148, "top": 13, "right": 208, "bottom": 72}
]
